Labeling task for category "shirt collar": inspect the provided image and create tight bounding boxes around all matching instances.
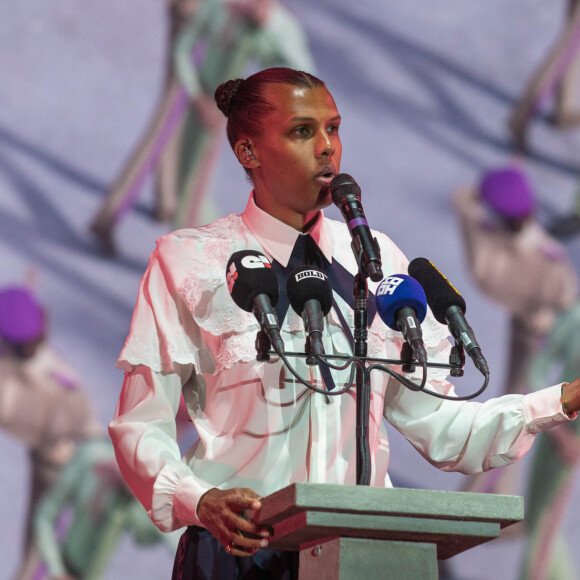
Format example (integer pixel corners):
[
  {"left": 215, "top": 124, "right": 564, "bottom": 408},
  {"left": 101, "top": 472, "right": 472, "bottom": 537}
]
[{"left": 241, "top": 192, "right": 333, "bottom": 267}]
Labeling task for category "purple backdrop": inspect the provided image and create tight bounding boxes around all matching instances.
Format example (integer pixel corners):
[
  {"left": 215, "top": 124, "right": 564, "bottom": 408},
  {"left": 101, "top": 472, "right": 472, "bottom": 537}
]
[{"left": 1, "top": 1, "right": 580, "bottom": 578}]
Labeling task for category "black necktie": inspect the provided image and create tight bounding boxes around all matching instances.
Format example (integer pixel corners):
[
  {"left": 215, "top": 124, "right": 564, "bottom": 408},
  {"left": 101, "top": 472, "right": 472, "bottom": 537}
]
[{"left": 271, "top": 234, "right": 377, "bottom": 391}]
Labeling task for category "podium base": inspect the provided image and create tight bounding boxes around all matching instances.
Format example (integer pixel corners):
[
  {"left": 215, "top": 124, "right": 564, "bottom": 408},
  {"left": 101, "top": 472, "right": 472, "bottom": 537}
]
[{"left": 299, "top": 537, "right": 437, "bottom": 580}]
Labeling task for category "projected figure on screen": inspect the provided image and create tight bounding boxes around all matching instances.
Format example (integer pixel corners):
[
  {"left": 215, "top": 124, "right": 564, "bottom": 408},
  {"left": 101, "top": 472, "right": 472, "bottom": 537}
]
[
  {"left": 0, "top": 286, "right": 102, "bottom": 580},
  {"left": 508, "top": 0, "right": 580, "bottom": 152},
  {"left": 34, "top": 438, "right": 181, "bottom": 580},
  {"left": 33, "top": 397, "right": 195, "bottom": 579},
  {"left": 453, "top": 166, "right": 578, "bottom": 495},
  {"left": 90, "top": 0, "right": 315, "bottom": 255},
  {"left": 90, "top": 0, "right": 200, "bottom": 255},
  {"left": 34, "top": 398, "right": 197, "bottom": 580},
  {"left": 518, "top": 302, "right": 580, "bottom": 580}
]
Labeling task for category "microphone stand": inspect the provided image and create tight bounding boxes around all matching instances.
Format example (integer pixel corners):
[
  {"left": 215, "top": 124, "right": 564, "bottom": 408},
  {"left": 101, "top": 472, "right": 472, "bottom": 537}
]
[{"left": 353, "top": 272, "right": 372, "bottom": 485}]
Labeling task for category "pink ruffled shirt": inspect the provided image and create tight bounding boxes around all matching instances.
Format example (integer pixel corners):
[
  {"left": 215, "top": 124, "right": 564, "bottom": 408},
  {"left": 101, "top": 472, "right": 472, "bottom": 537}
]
[{"left": 109, "top": 194, "right": 570, "bottom": 533}]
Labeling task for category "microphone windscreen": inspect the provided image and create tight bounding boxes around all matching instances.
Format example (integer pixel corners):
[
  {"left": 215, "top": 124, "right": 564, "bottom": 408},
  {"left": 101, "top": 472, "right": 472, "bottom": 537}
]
[
  {"left": 375, "top": 274, "right": 427, "bottom": 330},
  {"left": 226, "top": 250, "right": 279, "bottom": 312},
  {"left": 408, "top": 257, "right": 466, "bottom": 324},
  {"left": 287, "top": 266, "right": 333, "bottom": 316},
  {"left": 330, "top": 173, "right": 361, "bottom": 206}
]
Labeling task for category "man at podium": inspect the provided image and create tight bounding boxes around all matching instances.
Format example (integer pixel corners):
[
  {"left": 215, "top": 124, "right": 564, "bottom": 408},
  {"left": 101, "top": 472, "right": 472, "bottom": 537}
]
[{"left": 109, "top": 67, "right": 580, "bottom": 579}]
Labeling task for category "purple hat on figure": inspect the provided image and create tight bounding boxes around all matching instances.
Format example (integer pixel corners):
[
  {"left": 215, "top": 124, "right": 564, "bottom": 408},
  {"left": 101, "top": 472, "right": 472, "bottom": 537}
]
[
  {"left": 0, "top": 286, "right": 44, "bottom": 344},
  {"left": 479, "top": 166, "right": 536, "bottom": 220}
]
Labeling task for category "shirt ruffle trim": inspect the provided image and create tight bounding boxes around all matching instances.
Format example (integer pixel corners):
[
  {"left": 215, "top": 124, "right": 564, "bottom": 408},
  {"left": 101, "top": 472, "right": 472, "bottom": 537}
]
[
  {"left": 117, "top": 214, "right": 453, "bottom": 377},
  {"left": 117, "top": 334, "right": 203, "bottom": 374},
  {"left": 117, "top": 215, "right": 313, "bottom": 375}
]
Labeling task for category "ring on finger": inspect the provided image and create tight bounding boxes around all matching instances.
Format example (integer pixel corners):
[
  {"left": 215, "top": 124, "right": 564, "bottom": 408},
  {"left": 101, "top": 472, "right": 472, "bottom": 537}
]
[{"left": 225, "top": 542, "right": 234, "bottom": 554}]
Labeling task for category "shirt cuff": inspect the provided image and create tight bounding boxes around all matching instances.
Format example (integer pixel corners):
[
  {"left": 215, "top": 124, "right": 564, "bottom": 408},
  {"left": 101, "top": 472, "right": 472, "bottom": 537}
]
[
  {"left": 152, "top": 464, "right": 213, "bottom": 531},
  {"left": 522, "top": 383, "right": 574, "bottom": 434}
]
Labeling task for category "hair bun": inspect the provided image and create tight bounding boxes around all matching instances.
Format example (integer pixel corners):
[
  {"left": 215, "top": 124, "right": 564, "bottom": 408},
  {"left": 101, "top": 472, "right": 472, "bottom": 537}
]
[{"left": 214, "top": 79, "right": 245, "bottom": 117}]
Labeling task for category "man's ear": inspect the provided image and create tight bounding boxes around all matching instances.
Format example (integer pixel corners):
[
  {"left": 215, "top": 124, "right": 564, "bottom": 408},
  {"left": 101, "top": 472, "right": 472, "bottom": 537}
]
[{"left": 234, "top": 139, "right": 261, "bottom": 169}]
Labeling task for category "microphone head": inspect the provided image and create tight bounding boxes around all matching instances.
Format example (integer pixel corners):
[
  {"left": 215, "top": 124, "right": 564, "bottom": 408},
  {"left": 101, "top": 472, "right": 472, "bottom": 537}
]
[
  {"left": 330, "top": 173, "right": 361, "bottom": 206},
  {"left": 226, "top": 250, "right": 279, "bottom": 312},
  {"left": 408, "top": 257, "right": 466, "bottom": 324},
  {"left": 286, "top": 266, "right": 333, "bottom": 316},
  {"left": 375, "top": 274, "right": 427, "bottom": 331}
]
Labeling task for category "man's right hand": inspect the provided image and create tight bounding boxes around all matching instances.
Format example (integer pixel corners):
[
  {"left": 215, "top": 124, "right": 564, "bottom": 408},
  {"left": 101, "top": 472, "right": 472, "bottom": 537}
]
[{"left": 197, "top": 487, "right": 271, "bottom": 557}]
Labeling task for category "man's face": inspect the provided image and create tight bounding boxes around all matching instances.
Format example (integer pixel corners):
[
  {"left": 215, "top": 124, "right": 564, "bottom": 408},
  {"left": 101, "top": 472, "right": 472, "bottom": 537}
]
[{"left": 250, "top": 84, "right": 342, "bottom": 230}]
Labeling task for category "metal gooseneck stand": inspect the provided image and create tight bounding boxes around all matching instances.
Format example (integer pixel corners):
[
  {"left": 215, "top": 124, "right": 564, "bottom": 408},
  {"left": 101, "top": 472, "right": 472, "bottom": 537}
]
[
  {"left": 351, "top": 230, "right": 384, "bottom": 486},
  {"left": 353, "top": 272, "right": 372, "bottom": 485}
]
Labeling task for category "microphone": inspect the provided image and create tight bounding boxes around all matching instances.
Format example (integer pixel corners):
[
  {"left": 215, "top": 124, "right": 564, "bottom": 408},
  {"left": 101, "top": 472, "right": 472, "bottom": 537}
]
[
  {"left": 226, "top": 250, "right": 284, "bottom": 355},
  {"left": 375, "top": 274, "right": 428, "bottom": 364},
  {"left": 330, "top": 173, "right": 383, "bottom": 282},
  {"left": 286, "top": 265, "right": 333, "bottom": 360},
  {"left": 408, "top": 257, "right": 489, "bottom": 376}
]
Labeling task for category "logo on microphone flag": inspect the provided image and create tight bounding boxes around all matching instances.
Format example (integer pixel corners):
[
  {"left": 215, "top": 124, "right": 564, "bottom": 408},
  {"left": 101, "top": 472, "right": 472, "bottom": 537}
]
[
  {"left": 377, "top": 276, "right": 404, "bottom": 296},
  {"left": 295, "top": 269, "right": 326, "bottom": 282},
  {"left": 227, "top": 254, "right": 272, "bottom": 293}
]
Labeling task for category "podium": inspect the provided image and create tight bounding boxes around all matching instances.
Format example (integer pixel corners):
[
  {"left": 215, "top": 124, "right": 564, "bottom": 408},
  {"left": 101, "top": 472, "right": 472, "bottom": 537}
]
[{"left": 256, "top": 483, "right": 523, "bottom": 579}]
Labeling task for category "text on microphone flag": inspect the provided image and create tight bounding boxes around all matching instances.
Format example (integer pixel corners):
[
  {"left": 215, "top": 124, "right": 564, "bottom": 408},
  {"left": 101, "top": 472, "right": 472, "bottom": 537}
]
[
  {"left": 377, "top": 276, "right": 405, "bottom": 296},
  {"left": 294, "top": 269, "right": 327, "bottom": 283}
]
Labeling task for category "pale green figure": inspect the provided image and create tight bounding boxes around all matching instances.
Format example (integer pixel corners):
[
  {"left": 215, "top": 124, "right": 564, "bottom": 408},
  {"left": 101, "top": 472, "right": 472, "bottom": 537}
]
[
  {"left": 172, "top": 0, "right": 316, "bottom": 228},
  {"left": 519, "top": 302, "right": 580, "bottom": 580},
  {"left": 34, "top": 438, "right": 180, "bottom": 580}
]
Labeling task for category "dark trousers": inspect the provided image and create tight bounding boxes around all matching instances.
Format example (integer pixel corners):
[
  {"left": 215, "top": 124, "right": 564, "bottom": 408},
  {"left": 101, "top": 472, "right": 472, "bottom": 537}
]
[{"left": 172, "top": 526, "right": 299, "bottom": 580}]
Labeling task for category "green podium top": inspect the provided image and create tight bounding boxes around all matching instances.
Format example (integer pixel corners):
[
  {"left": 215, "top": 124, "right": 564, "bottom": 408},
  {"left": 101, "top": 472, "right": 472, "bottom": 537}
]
[{"left": 256, "top": 483, "right": 523, "bottom": 558}]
